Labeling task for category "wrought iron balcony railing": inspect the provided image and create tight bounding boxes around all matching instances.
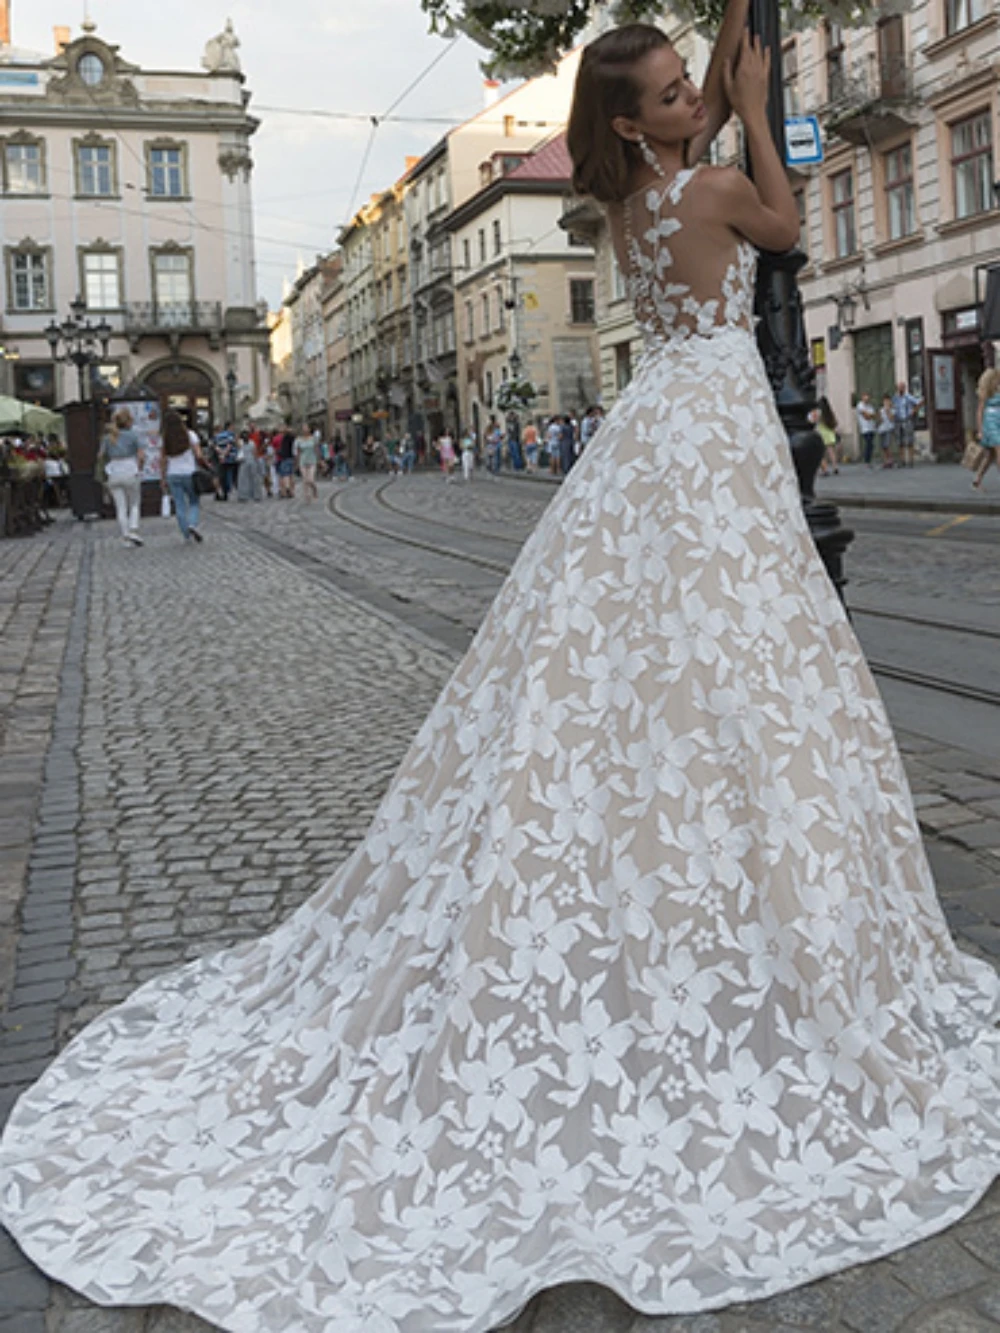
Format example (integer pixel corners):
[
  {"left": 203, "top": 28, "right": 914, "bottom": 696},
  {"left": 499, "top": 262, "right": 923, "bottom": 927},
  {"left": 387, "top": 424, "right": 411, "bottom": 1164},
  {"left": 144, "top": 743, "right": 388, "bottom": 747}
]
[{"left": 123, "top": 301, "right": 223, "bottom": 333}]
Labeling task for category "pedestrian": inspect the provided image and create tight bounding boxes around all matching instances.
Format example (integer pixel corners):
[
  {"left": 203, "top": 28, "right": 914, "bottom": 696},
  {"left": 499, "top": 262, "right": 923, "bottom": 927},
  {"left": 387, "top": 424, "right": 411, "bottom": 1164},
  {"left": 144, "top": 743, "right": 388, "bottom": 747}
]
[
  {"left": 876, "top": 393, "right": 895, "bottom": 467},
  {"left": 522, "top": 420, "right": 540, "bottom": 472},
  {"left": 98, "top": 407, "right": 145, "bottom": 547},
  {"left": 855, "top": 391, "right": 877, "bottom": 467},
  {"left": 437, "top": 430, "right": 456, "bottom": 482},
  {"left": 159, "top": 409, "right": 205, "bottom": 543},
  {"left": 815, "top": 396, "right": 840, "bottom": 475},
  {"left": 460, "top": 428, "right": 476, "bottom": 481},
  {"left": 236, "top": 430, "right": 263, "bottom": 502},
  {"left": 580, "top": 404, "right": 605, "bottom": 450},
  {"left": 332, "top": 435, "right": 352, "bottom": 480},
  {"left": 891, "top": 380, "right": 921, "bottom": 468},
  {"left": 506, "top": 416, "right": 525, "bottom": 471},
  {"left": 276, "top": 428, "right": 296, "bottom": 498},
  {"left": 400, "top": 432, "right": 416, "bottom": 474},
  {"left": 295, "top": 423, "right": 319, "bottom": 501},
  {"left": 559, "top": 413, "right": 577, "bottom": 475},
  {"left": 973, "top": 366, "right": 1000, "bottom": 490},
  {"left": 546, "top": 415, "right": 562, "bottom": 475},
  {"left": 214, "top": 421, "right": 239, "bottom": 499}
]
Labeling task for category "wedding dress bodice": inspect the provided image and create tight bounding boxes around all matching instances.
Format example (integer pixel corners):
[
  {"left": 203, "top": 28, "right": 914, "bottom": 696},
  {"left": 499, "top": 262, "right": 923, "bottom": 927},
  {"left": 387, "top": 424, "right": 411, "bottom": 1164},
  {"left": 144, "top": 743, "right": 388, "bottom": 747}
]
[{"left": 619, "top": 166, "right": 757, "bottom": 352}]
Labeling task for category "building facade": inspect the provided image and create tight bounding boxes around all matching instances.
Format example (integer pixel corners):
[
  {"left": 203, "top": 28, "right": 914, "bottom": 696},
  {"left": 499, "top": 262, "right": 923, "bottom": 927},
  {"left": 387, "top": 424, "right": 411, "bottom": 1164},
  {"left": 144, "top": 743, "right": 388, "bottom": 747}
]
[
  {"left": 782, "top": 0, "right": 999, "bottom": 453},
  {"left": 338, "top": 202, "right": 378, "bottom": 454},
  {"left": 447, "top": 134, "right": 598, "bottom": 436},
  {"left": 372, "top": 176, "right": 412, "bottom": 439},
  {"left": 0, "top": 16, "right": 268, "bottom": 426},
  {"left": 405, "top": 139, "right": 459, "bottom": 442},
  {"left": 320, "top": 254, "right": 351, "bottom": 441}
]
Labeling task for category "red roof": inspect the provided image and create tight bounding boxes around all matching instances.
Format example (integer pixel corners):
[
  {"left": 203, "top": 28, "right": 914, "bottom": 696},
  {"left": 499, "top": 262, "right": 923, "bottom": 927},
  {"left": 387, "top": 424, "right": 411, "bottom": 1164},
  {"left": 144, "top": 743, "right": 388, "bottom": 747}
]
[{"left": 508, "top": 132, "right": 572, "bottom": 183}]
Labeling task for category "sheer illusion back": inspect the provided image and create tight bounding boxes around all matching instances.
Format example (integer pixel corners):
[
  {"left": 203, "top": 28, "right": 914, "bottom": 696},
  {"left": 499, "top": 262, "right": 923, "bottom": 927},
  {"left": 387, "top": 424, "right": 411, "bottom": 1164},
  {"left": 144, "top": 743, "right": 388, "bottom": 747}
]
[{"left": 610, "top": 165, "right": 756, "bottom": 349}]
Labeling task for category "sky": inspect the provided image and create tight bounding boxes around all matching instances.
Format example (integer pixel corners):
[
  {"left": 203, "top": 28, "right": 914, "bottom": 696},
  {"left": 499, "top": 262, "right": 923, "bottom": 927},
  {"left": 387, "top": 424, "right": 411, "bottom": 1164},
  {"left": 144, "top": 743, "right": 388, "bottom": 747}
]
[{"left": 14, "top": 0, "right": 501, "bottom": 307}]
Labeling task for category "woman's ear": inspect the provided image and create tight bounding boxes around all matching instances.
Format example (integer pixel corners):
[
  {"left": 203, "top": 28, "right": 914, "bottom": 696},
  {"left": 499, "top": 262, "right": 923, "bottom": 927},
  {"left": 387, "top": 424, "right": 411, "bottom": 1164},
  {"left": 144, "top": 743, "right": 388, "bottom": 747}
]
[{"left": 611, "top": 116, "right": 639, "bottom": 145}]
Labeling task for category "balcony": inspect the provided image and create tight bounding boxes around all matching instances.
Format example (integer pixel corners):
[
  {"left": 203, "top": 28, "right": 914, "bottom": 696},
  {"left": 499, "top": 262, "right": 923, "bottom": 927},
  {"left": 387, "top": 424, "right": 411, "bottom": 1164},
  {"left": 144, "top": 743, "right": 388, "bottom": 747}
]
[
  {"left": 123, "top": 301, "right": 223, "bottom": 351},
  {"left": 824, "top": 53, "right": 917, "bottom": 146}
]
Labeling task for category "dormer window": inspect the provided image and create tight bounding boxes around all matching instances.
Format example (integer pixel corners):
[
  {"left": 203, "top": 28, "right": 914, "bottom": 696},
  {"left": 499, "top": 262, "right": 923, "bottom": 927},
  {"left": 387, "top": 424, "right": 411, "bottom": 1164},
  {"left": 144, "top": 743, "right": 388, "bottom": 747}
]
[{"left": 77, "top": 53, "right": 105, "bottom": 87}]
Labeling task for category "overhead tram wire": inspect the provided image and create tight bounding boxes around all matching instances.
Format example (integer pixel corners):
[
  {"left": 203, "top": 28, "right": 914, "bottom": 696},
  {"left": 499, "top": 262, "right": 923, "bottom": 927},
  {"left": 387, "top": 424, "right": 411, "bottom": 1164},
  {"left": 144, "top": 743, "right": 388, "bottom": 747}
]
[{"left": 341, "top": 36, "right": 461, "bottom": 225}]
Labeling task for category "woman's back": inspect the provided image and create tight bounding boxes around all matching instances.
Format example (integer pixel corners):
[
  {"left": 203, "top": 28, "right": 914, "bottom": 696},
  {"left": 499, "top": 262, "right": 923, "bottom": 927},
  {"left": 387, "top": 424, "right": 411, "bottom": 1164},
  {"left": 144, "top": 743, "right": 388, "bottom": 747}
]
[{"left": 609, "top": 164, "right": 756, "bottom": 350}]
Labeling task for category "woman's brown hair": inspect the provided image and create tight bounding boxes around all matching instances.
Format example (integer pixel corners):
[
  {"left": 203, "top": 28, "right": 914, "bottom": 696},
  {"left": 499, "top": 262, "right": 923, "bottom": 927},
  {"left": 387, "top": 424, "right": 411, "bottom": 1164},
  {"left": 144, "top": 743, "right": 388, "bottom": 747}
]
[
  {"left": 567, "top": 24, "right": 672, "bottom": 205},
  {"left": 162, "top": 409, "right": 190, "bottom": 457}
]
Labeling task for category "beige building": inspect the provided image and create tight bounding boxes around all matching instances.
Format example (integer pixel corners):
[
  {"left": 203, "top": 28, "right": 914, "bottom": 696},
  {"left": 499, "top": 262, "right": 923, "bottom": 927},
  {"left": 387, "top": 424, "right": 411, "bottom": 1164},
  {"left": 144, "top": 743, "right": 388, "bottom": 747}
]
[
  {"left": 405, "top": 51, "right": 585, "bottom": 442},
  {"left": 337, "top": 200, "right": 379, "bottom": 453},
  {"left": 780, "top": 0, "right": 1000, "bottom": 453},
  {"left": 372, "top": 175, "right": 412, "bottom": 439},
  {"left": 320, "top": 254, "right": 351, "bottom": 441},
  {"left": 447, "top": 133, "right": 598, "bottom": 435},
  {"left": 0, "top": 14, "right": 267, "bottom": 426}
]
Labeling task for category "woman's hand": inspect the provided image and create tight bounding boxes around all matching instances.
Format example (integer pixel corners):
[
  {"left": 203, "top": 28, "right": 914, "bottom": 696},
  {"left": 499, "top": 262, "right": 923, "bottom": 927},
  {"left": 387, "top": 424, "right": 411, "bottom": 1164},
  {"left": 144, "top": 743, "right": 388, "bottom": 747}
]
[{"left": 723, "top": 30, "right": 771, "bottom": 126}]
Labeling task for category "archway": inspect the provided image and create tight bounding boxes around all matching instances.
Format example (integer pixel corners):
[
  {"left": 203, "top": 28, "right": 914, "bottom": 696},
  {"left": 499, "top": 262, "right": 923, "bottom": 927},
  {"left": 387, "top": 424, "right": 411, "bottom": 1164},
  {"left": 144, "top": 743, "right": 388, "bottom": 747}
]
[{"left": 140, "top": 361, "right": 217, "bottom": 435}]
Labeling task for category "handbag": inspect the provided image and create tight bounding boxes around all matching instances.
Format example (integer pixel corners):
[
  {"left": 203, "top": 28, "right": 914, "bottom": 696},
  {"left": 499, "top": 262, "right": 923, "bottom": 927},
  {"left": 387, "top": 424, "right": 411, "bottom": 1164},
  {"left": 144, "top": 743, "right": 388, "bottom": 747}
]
[
  {"left": 192, "top": 466, "right": 216, "bottom": 495},
  {"left": 960, "top": 440, "right": 985, "bottom": 471}
]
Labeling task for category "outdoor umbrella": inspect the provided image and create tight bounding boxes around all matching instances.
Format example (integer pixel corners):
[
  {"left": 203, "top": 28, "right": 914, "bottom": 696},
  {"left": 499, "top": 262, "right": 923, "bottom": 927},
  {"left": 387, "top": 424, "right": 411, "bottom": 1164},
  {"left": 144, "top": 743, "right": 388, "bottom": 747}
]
[{"left": 0, "top": 396, "right": 63, "bottom": 436}]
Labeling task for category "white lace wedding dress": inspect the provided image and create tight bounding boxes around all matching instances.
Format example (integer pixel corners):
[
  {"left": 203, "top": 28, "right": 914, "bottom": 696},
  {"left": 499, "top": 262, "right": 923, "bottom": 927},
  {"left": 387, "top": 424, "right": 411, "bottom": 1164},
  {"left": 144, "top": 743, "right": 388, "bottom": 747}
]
[{"left": 3, "top": 169, "right": 999, "bottom": 1333}]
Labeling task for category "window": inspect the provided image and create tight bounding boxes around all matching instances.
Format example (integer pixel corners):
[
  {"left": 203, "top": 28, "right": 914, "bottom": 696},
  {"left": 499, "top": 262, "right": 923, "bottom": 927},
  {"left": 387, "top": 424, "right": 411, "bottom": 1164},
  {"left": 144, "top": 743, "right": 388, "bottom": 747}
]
[
  {"left": 884, "top": 143, "right": 916, "bottom": 239},
  {"left": 148, "top": 144, "right": 186, "bottom": 198},
  {"left": 831, "top": 168, "right": 856, "bottom": 256},
  {"left": 464, "top": 299, "right": 474, "bottom": 342},
  {"left": 485, "top": 370, "right": 494, "bottom": 405},
  {"left": 781, "top": 39, "right": 800, "bottom": 117},
  {"left": 462, "top": 238, "right": 471, "bottom": 271},
  {"left": 152, "top": 250, "right": 192, "bottom": 323},
  {"left": 795, "top": 189, "right": 808, "bottom": 256},
  {"left": 569, "top": 277, "right": 595, "bottom": 324},
  {"left": 614, "top": 341, "right": 632, "bottom": 392},
  {"left": 951, "top": 112, "right": 993, "bottom": 219},
  {"left": 877, "top": 16, "right": 906, "bottom": 99},
  {"left": 77, "top": 52, "right": 105, "bottom": 86},
  {"left": 611, "top": 252, "right": 628, "bottom": 302},
  {"left": 5, "top": 140, "right": 44, "bottom": 194},
  {"left": 82, "top": 250, "right": 121, "bottom": 309},
  {"left": 824, "top": 22, "right": 845, "bottom": 101},
  {"left": 481, "top": 292, "right": 490, "bottom": 337},
  {"left": 8, "top": 247, "right": 49, "bottom": 310},
  {"left": 478, "top": 228, "right": 486, "bottom": 264},
  {"left": 946, "top": 0, "right": 986, "bottom": 34},
  {"left": 77, "top": 142, "right": 114, "bottom": 196},
  {"left": 492, "top": 219, "right": 502, "bottom": 256},
  {"left": 494, "top": 287, "right": 504, "bottom": 331}
]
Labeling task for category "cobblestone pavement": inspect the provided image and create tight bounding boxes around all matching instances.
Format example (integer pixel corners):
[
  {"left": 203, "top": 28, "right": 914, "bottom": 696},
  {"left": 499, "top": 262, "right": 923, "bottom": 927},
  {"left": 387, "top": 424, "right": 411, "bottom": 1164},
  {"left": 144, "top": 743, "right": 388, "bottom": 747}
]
[{"left": 1, "top": 497, "right": 998, "bottom": 1333}]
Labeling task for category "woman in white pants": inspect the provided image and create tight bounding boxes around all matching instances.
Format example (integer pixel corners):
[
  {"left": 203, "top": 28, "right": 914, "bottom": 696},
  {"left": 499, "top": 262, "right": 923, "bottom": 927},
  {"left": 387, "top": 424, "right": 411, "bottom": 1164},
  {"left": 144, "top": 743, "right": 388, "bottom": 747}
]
[{"left": 99, "top": 409, "right": 145, "bottom": 546}]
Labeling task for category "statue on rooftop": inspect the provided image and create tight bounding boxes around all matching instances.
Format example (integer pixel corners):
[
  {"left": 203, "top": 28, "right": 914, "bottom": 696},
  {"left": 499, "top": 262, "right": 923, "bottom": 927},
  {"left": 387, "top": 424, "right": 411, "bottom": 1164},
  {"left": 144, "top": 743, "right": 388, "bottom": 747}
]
[{"left": 202, "top": 18, "right": 241, "bottom": 74}]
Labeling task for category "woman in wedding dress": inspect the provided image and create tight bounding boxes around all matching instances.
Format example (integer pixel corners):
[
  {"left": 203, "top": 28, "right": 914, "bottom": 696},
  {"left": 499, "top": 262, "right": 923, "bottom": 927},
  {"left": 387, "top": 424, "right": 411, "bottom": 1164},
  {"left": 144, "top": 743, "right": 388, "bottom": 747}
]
[{"left": 2, "top": 11, "right": 999, "bottom": 1333}]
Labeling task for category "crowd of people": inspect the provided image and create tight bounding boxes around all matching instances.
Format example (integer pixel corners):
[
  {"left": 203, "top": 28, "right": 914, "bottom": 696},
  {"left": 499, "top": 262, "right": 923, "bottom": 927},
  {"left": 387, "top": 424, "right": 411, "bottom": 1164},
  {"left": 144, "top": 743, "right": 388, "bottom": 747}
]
[{"left": 426, "top": 407, "right": 607, "bottom": 484}]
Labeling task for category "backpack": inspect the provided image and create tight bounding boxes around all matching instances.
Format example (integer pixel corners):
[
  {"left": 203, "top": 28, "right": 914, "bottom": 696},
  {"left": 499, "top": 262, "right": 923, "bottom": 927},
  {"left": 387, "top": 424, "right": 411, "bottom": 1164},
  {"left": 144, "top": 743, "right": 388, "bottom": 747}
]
[{"left": 982, "top": 394, "right": 1000, "bottom": 448}]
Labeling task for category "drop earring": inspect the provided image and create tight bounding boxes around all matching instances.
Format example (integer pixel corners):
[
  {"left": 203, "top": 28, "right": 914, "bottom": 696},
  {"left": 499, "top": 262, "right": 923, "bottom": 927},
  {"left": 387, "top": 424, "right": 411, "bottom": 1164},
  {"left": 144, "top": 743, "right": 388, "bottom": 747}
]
[{"left": 637, "top": 133, "right": 667, "bottom": 179}]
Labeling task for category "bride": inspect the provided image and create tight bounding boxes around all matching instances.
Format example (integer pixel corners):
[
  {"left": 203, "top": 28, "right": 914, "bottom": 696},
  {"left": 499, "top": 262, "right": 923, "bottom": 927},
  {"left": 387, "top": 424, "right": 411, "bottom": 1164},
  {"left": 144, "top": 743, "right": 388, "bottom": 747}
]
[{"left": 2, "top": 9, "right": 998, "bottom": 1333}]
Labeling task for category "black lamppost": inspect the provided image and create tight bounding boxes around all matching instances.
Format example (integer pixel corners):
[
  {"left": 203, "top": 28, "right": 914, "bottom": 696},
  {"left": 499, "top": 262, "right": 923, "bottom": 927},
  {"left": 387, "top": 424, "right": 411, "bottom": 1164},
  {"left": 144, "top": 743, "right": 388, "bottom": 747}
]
[
  {"left": 44, "top": 296, "right": 112, "bottom": 403},
  {"left": 749, "top": 0, "right": 854, "bottom": 600},
  {"left": 225, "top": 366, "right": 238, "bottom": 424}
]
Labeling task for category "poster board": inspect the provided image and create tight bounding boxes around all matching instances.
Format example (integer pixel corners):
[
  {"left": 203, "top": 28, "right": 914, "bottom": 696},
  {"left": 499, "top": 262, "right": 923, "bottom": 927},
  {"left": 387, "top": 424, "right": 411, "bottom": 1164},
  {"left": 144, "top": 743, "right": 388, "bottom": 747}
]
[{"left": 116, "top": 398, "right": 163, "bottom": 481}]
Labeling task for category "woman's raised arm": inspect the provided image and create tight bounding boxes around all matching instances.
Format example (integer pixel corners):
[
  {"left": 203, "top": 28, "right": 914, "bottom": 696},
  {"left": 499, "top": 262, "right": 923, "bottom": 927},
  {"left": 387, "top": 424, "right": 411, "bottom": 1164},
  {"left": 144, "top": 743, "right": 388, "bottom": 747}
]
[{"left": 686, "top": 0, "right": 750, "bottom": 165}]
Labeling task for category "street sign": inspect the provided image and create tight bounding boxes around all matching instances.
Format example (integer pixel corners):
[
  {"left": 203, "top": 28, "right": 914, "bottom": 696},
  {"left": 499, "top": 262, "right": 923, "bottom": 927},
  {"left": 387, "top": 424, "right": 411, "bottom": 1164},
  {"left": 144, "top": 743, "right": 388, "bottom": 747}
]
[{"left": 785, "top": 116, "right": 823, "bottom": 167}]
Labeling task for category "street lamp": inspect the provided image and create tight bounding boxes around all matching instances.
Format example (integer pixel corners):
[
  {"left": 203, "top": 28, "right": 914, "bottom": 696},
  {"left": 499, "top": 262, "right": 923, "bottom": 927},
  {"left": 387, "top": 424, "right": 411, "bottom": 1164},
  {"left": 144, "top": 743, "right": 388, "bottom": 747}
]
[
  {"left": 509, "top": 348, "right": 522, "bottom": 381},
  {"left": 44, "top": 297, "right": 112, "bottom": 402},
  {"left": 749, "top": 0, "right": 854, "bottom": 600},
  {"left": 225, "top": 366, "right": 237, "bottom": 423}
]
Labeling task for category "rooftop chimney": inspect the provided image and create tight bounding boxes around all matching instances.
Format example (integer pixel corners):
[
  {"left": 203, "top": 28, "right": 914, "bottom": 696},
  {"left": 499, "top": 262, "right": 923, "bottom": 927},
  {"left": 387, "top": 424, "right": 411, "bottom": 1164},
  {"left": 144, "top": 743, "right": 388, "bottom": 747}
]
[
  {"left": 483, "top": 78, "right": 500, "bottom": 108},
  {"left": 54, "top": 25, "right": 71, "bottom": 53},
  {"left": 0, "top": 0, "right": 11, "bottom": 47}
]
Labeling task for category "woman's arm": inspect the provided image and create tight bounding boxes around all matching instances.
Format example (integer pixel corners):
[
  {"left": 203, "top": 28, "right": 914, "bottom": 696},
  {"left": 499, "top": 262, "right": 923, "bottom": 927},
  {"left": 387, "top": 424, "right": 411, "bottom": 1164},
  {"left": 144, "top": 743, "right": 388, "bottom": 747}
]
[
  {"left": 686, "top": 0, "right": 750, "bottom": 165},
  {"left": 705, "top": 32, "right": 799, "bottom": 252}
]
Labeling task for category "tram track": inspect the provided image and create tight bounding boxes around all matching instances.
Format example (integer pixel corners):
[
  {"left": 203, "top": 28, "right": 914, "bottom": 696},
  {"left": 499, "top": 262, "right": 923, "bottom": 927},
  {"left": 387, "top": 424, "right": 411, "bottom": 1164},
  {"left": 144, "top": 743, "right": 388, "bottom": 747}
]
[{"left": 328, "top": 477, "right": 1000, "bottom": 709}]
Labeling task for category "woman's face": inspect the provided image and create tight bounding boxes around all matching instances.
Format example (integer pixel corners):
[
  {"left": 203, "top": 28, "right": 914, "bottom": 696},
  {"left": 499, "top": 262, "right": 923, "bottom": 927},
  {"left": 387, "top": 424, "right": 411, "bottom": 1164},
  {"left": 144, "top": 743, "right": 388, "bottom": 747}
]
[{"left": 615, "top": 44, "right": 707, "bottom": 152}]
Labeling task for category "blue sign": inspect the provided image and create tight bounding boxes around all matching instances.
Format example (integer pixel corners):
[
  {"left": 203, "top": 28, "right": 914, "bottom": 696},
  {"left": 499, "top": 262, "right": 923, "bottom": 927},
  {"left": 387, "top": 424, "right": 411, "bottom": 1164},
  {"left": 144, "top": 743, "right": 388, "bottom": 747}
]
[
  {"left": 785, "top": 116, "right": 823, "bottom": 166},
  {"left": 0, "top": 70, "right": 40, "bottom": 86}
]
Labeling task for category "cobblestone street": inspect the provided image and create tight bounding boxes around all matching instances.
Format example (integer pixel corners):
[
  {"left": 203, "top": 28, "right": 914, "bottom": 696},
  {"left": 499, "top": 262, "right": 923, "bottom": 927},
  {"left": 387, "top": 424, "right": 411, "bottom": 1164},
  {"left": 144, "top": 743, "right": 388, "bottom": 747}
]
[{"left": 2, "top": 485, "right": 999, "bottom": 1333}]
